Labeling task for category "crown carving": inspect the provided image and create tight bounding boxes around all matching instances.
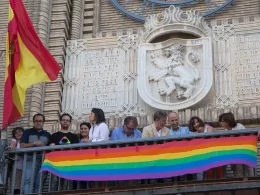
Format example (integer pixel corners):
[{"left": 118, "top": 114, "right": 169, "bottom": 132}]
[{"left": 143, "top": 6, "right": 210, "bottom": 41}]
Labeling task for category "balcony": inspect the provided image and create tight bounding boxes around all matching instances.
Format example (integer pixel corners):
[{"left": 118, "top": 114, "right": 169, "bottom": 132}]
[{"left": 2, "top": 128, "right": 260, "bottom": 195}]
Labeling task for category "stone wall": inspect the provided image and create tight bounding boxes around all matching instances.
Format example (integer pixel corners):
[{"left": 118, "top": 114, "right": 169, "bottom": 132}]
[
  {"left": 96, "top": 0, "right": 260, "bottom": 33},
  {"left": 63, "top": 4, "right": 260, "bottom": 131},
  {"left": 0, "top": 0, "right": 72, "bottom": 137},
  {"left": 1, "top": 1, "right": 260, "bottom": 138}
]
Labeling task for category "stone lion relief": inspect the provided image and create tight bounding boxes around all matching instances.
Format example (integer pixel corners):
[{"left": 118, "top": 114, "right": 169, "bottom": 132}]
[
  {"left": 138, "top": 38, "right": 213, "bottom": 110},
  {"left": 148, "top": 44, "right": 200, "bottom": 99}
]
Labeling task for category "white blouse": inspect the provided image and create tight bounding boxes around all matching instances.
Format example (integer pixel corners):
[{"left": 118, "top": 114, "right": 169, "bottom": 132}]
[{"left": 89, "top": 122, "right": 110, "bottom": 142}]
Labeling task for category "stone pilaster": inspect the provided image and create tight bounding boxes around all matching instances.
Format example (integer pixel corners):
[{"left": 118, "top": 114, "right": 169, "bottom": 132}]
[{"left": 71, "top": 0, "right": 84, "bottom": 39}]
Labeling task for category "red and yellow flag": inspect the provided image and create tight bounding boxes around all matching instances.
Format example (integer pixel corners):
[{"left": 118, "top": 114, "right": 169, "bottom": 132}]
[{"left": 2, "top": 0, "right": 61, "bottom": 128}]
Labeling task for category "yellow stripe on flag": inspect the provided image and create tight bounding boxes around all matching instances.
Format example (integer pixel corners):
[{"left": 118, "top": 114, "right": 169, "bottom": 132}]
[{"left": 12, "top": 34, "right": 51, "bottom": 114}]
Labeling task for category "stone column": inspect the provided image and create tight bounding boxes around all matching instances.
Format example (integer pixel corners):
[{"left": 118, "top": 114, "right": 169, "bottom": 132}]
[
  {"left": 71, "top": 0, "right": 84, "bottom": 39},
  {"left": 28, "top": 0, "right": 52, "bottom": 127}
]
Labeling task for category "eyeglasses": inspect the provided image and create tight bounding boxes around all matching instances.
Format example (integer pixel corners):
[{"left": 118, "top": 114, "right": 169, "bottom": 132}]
[
  {"left": 34, "top": 120, "right": 44, "bottom": 123},
  {"left": 125, "top": 125, "right": 135, "bottom": 131},
  {"left": 61, "top": 119, "right": 71, "bottom": 122}
]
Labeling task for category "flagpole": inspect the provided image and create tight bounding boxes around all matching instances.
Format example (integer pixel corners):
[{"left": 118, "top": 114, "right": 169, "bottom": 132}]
[{"left": 1, "top": 41, "right": 14, "bottom": 144}]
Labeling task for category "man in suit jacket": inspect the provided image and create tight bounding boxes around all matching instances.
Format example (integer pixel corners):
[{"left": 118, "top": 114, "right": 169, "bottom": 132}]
[{"left": 142, "top": 111, "right": 169, "bottom": 138}]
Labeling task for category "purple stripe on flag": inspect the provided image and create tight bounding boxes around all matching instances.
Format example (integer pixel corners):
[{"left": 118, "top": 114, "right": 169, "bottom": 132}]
[{"left": 41, "top": 159, "right": 256, "bottom": 181}]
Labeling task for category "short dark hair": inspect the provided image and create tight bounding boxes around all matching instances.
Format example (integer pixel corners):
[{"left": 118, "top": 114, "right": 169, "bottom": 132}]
[
  {"left": 12, "top": 127, "right": 24, "bottom": 139},
  {"left": 91, "top": 108, "right": 106, "bottom": 124},
  {"left": 79, "top": 122, "right": 91, "bottom": 139},
  {"left": 80, "top": 122, "right": 91, "bottom": 130},
  {"left": 218, "top": 112, "right": 237, "bottom": 128},
  {"left": 124, "top": 116, "right": 138, "bottom": 127},
  {"left": 153, "top": 111, "right": 167, "bottom": 121},
  {"left": 60, "top": 113, "right": 72, "bottom": 122},
  {"left": 33, "top": 113, "right": 45, "bottom": 122},
  {"left": 189, "top": 116, "right": 205, "bottom": 132}
]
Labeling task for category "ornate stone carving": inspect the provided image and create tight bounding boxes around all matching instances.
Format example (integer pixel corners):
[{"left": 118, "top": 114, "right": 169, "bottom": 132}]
[
  {"left": 143, "top": 6, "right": 211, "bottom": 42},
  {"left": 212, "top": 24, "right": 235, "bottom": 41},
  {"left": 149, "top": 44, "right": 200, "bottom": 99},
  {"left": 138, "top": 38, "right": 213, "bottom": 110},
  {"left": 67, "top": 39, "right": 88, "bottom": 56},
  {"left": 118, "top": 35, "right": 139, "bottom": 51},
  {"left": 216, "top": 95, "right": 239, "bottom": 108}
]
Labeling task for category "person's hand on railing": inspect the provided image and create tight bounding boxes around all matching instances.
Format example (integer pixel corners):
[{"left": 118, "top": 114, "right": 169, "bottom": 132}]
[
  {"left": 33, "top": 141, "right": 45, "bottom": 147},
  {"left": 8, "top": 140, "right": 17, "bottom": 150},
  {"left": 81, "top": 137, "right": 89, "bottom": 143}
]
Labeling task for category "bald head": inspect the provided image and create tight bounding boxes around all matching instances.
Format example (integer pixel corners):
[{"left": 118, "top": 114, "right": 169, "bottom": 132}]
[{"left": 168, "top": 112, "right": 179, "bottom": 130}]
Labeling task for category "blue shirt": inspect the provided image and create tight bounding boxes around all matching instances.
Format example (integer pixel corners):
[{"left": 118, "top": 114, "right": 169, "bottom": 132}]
[
  {"left": 169, "top": 126, "right": 191, "bottom": 136},
  {"left": 111, "top": 126, "right": 142, "bottom": 140}
]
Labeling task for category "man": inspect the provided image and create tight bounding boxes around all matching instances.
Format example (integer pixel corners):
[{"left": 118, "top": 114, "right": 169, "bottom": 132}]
[
  {"left": 49, "top": 113, "right": 79, "bottom": 191},
  {"left": 168, "top": 111, "right": 193, "bottom": 181},
  {"left": 111, "top": 116, "right": 142, "bottom": 140},
  {"left": 168, "top": 111, "right": 190, "bottom": 136},
  {"left": 142, "top": 111, "right": 169, "bottom": 138},
  {"left": 49, "top": 113, "right": 79, "bottom": 146},
  {"left": 20, "top": 113, "right": 51, "bottom": 194}
]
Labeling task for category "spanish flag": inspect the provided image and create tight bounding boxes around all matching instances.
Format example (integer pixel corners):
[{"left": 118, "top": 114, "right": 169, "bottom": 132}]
[{"left": 2, "top": 0, "right": 61, "bottom": 128}]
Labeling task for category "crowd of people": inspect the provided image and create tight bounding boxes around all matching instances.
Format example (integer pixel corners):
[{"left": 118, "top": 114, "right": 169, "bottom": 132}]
[{"left": 8, "top": 108, "right": 260, "bottom": 194}]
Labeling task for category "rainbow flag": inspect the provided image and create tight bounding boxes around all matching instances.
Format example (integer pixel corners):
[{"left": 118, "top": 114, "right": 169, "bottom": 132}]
[
  {"left": 2, "top": 0, "right": 61, "bottom": 128},
  {"left": 41, "top": 135, "right": 257, "bottom": 181}
]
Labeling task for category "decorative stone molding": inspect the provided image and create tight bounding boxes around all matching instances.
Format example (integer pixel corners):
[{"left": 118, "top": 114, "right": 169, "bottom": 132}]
[
  {"left": 211, "top": 16, "right": 260, "bottom": 108},
  {"left": 138, "top": 37, "right": 213, "bottom": 110},
  {"left": 67, "top": 39, "right": 88, "bottom": 56},
  {"left": 212, "top": 24, "right": 235, "bottom": 41},
  {"left": 118, "top": 34, "right": 139, "bottom": 51},
  {"left": 143, "top": 6, "right": 211, "bottom": 42}
]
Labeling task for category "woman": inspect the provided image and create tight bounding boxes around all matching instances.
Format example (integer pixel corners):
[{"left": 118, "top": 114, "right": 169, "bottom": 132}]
[
  {"left": 88, "top": 108, "right": 110, "bottom": 142},
  {"left": 219, "top": 112, "right": 244, "bottom": 130},
  {"left": 189, "top": 116, "right": 214, "bottom": 133},
  {"left": 188, "top": 117, "right": 222, "bottom": 180},
  {"left": 9, "top": 127, "right": 24, "bottom": 194},
  {"left": 219, "top": 112, "right": 254, "bottom": 177},
  {"left": 79, "top": 122, "right": 91, "bottom": 143}
]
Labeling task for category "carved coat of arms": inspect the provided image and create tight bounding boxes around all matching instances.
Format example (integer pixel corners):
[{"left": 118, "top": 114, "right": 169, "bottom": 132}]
[{"left": 137, "top": 38, "right": 213, "bottom": 110}]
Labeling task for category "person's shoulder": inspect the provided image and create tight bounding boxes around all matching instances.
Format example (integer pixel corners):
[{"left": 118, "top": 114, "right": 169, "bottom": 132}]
[
  {"left": 22, "top": 128, "right": 34, "bottom": 135},
  {"left": 134, "top": 128, "right": 142, "bottom": 134},
  {"left": 42, "top": 129, "right": 51, "bottom": 136},
  {"left": 236, "top": 123, "right": 245, "bottom": 129},
  {"left": 163, "top": 126, "right": 170, "bottom": 131},
  {"left": 143, "top": 124, "right": 152, "bottom": 129},
  {"left": 99, "top": 122, "right": 109, "bottom": 128},
  {"left": 50, "top": 131, "right": 59, "bottom": 136},
  {"left": 24, "top": 128, "right": 34, "bottom": 132},
  {"left": 207, "top": 125, "right": 214, "bottom": 132},
  {"left": 70, "top": 132, "right": 79, "bottom": 137},
  {"left": 182, "top": 126, "right": 190, "bottom": 131},
  {"left": 113, "top": 126, "right": 123, "bottom": 132}
]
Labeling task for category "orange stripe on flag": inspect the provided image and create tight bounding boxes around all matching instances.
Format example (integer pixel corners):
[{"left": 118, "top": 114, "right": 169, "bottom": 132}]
[{"left": 2, "top": 0, "right": 61, "bottom": 128}]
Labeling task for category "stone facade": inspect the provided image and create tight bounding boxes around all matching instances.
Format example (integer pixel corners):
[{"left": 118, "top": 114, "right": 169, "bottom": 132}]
[{"left": 1, "top": 1, "right": 260, "bottom": 137}]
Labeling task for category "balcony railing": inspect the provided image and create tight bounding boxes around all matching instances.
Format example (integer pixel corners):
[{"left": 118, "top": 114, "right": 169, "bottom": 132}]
[{"left": 2, "top": 128, "right": 260, "bottom": 195}]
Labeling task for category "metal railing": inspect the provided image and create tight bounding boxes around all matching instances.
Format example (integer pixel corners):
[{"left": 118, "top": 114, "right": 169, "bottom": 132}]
[{"left": 4, "top": 128, "right": 260, "bottom": 195}]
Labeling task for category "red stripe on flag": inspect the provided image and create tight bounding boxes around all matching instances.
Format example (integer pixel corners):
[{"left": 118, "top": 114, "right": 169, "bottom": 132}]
[
  {"left": 2, "top": 67, "right": 22, "bottom": 128},
  {"left": 9, "top": 0, "right": 60, "bottom": 80},
  {"left": 2, "top": 14, "right": 22, "bottom": 128}
]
